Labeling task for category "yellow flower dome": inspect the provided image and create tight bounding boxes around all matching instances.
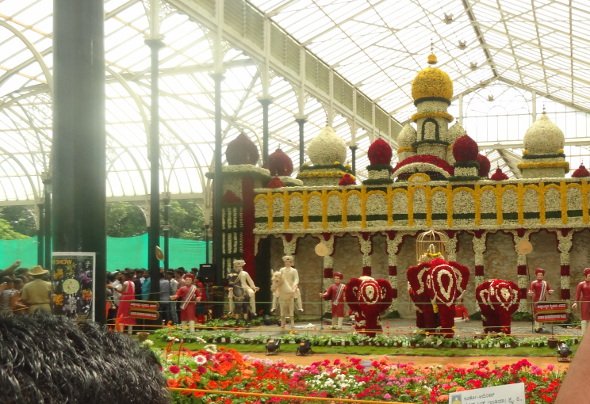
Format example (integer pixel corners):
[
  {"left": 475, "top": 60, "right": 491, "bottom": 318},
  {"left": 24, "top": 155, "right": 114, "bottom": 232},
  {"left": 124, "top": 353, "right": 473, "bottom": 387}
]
[
  {"left": 411, "top": 53, "right": 453, "bottom": 103},
  {"left": 523, "top": 113, "right": 565, "bottom": 155}
]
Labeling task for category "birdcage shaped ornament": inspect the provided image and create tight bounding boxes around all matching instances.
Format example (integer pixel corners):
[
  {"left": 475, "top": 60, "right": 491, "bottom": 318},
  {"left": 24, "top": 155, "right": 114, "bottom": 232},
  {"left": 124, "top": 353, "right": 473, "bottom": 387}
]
[{"left": 416, "top": 229, "right": 448, "bottom": 263}]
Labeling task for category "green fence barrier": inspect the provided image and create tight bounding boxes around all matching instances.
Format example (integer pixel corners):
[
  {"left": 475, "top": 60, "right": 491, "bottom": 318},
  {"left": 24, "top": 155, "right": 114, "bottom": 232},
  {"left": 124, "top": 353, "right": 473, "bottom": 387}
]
[{"left": 0, "top": 234, "right": 207, "bottom": 271}]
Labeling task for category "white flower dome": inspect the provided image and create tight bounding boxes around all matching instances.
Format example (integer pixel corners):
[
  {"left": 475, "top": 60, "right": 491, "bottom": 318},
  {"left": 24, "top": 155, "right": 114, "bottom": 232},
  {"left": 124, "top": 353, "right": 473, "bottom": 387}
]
[
  {"left": 306, "top": 126, "right": 347, "bottom": 165},
  {"left": 397, "top": 123, "right": 417, "bottom": 149},
  {"left": 447, "top": 122, "right": 466, "bottom": 143},
  {"left": 523, "top": 113, "right": 565, "bottom": 154}
]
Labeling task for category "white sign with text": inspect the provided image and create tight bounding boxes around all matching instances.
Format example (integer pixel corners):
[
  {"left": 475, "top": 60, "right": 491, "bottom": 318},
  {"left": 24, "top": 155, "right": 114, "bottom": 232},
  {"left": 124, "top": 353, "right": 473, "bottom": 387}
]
[{"left": 448, "top": 382, "right": 525, "bottom": 404}]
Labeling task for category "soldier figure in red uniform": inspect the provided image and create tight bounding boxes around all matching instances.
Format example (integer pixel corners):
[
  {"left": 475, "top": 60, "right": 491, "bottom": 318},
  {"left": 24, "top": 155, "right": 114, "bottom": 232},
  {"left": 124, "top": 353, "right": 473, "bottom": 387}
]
[
  {"left": 527, "top": 267, "right": 553, "bottom": 333},
  {"left": 320, "top": 272, "right": 346, "bottom": 329},
  {"left": 573, "top": 268, "right": 590, "bottom": 335}
]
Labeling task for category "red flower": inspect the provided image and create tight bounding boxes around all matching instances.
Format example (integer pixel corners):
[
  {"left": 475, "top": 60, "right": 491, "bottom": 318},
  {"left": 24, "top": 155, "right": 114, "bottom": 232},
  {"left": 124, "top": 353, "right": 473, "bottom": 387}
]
[
  {"left": 338, "top": 173, "right": 356, "bottom": 185},
  {"left": 452, "top": 134, "right": 479, "bottom": 162},
  {"left": 168, "top": 365, "right": 180, "bottom": 374},
  {"left": 368, "top": 138, "right": 393, "bottom": 165},
  {"left": 266, "top": 176, "right": 284, "bottom": 188}
]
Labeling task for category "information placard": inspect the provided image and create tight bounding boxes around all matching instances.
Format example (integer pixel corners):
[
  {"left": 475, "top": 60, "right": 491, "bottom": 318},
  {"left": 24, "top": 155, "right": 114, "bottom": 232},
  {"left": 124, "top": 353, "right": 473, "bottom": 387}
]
[
  {"left": 448, "top": 382, "right": 524, "bottom": 404},
  {"left": 535, "top": 301, "right": 568, "bottom": 323}
]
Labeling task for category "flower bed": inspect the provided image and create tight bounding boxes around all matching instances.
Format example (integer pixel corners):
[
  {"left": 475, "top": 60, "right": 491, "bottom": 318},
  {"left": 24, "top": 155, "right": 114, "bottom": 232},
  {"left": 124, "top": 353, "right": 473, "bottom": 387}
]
[
  {"left": 152, "top": 326, "right": 580, "bottom": 349},
  {"left": 159, "top": 346, "right": 564, "bottom": 403}
]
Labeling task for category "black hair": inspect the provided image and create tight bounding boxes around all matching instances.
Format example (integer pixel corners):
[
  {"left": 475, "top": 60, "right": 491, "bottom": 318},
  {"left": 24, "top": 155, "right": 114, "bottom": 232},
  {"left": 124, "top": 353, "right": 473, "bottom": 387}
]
[{"left": 0, "top": 313, "right": 169, "bottom": 403}]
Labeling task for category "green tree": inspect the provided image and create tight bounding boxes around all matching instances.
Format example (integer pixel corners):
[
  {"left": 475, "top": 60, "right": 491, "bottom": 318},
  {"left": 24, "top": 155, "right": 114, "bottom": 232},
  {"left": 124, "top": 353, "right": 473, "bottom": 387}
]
[
  {"left": 0, "top": 206, "right": 37, "bottom": 237},
  {"left": 106, "top": 202, "right": 146, "bottom": 237},
  {"left": 165, "top": 200, "right": 205, "bottom": 240},
  {"left": 105, "top": 199, "right": 206, "bottom": 239},
  {"left": 0, "top": 217, "right": 28, "bottom": 239}
]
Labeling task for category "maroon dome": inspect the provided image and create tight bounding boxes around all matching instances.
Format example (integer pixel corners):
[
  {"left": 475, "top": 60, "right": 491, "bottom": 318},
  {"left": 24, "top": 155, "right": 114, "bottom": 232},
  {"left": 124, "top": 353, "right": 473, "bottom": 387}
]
[
  {"left": 368, "top": 138, "right": 392, "bottom": 166},
  {"left": 490, "top": 167, "right": 509, "bottom": 181},
  {"left": 477, "top": 153, "right": 491, "bottom": 177},
  {"left": 225, "top": 132, "right": 259, "bottom": 165},
  {"left": 452, "top": 135, "right": 478, "bottom": 162},
  {"left": 267, "top": 148, "right": 293, "bottom": 176},
  {"left": 572, "top": 164, "right": 590, "bottom": 178}
]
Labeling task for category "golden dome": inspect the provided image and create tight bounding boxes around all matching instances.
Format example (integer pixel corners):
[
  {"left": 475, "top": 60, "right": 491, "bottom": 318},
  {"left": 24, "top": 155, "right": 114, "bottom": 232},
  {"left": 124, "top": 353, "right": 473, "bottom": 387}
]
[{"left": 411, "top": 53, "right": 453, "bottom": 102}]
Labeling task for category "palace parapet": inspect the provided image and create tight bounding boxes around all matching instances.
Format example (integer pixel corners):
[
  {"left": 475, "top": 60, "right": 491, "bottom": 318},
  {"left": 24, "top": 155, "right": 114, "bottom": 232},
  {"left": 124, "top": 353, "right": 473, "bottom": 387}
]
[{"left": 253, "top": 176, "right": 590, "bottom": 235}]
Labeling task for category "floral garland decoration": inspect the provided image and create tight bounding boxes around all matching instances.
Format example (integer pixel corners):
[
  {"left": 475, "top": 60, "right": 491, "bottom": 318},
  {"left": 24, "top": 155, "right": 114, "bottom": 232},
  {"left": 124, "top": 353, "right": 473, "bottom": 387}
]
[
  {"left": 280, "top": 234, "right": 301, "bottom": 256},
  {"left": 557, "top": 229, "right": 573, "bottom": 299},
  {"left": 357, "top": 233, "right": 373, "bottom": 275},
  {"left": 472, "top": 231, "right": 487, "bottom": 286},
  {"left": 318, "top": 234, "right": 335, "bottom": 278},
  {"left": 392, "top": 154, "right": 454, "bottom": 176},
  {"left": 445, "top": 231, "right": 458, "bottom": 262},
  {"left": 385, "top": 231, "right": 404, "bottom": 310},
  {"left": 517, "top": 161, "right": 569, "bottom": 170},
  {"left": 410, "top": 110, "right": 454, "bottom": 122},
  {"left": 397, "top": 146, "right": 414, "bottom": 153}
]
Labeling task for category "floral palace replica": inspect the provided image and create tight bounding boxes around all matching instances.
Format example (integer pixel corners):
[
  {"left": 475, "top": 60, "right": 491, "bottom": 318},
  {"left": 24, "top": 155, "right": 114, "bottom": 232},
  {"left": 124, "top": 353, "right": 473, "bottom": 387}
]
[{"left": 215, "top": 52, "right": 590, "bottom": 332}]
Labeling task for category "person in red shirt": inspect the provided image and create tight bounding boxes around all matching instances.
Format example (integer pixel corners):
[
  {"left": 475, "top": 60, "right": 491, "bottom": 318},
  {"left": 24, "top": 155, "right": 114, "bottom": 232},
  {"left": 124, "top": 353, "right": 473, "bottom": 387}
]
[
  {"left": 320, "top": 272, "right": 346, "bottom": 329},
  {"left": 171, "top": 273, "right": 201, "bottom": 332},
  {"left": 527, "top": 267, "right": 553, "bottom": 333},
  {"left": 572, "top": 268, "right": 590, "bottom": 335},
  {"left": 454, "top": 297, "right": 469, "bottom": 321}
]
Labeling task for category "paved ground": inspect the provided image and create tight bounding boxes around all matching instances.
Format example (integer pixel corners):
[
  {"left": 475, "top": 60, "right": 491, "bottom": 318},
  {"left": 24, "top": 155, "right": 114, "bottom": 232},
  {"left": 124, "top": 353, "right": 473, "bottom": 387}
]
[{"left": 241, "top": 317, "right": 581, "bottom": 339}]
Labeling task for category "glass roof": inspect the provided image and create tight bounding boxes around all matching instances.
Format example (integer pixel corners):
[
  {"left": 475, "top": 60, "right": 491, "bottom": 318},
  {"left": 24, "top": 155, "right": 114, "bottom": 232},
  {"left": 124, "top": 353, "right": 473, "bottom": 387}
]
[{"left": 1, "top": 0, "right": 590, "bottom": 205}]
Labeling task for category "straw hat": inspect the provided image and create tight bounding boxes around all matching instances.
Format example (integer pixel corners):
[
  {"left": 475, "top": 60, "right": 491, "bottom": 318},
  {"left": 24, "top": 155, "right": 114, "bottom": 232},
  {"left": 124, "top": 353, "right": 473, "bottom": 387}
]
[{"left": 29, "top": 265, "right": 49, "bottom": 276}]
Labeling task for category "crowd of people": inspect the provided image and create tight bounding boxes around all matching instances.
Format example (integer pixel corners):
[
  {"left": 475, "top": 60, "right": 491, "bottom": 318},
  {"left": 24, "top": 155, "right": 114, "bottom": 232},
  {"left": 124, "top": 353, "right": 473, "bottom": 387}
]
[
  {"left": 0, "top": 260, "right": 52, "bottom": 316},
  {"left": 106, "top": 267, "right": 208, "bottom": 334}
]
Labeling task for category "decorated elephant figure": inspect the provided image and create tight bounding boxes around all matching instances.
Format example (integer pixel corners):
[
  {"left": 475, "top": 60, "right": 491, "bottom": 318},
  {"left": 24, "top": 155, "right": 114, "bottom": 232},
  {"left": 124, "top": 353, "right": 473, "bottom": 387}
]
[
  {"left": 407, "top": 257, "right": 470, "bottom": 337},
  {"left": 345, "top": 276, "right": 394, "bottom": 337},
  {"left": 407, "top": 262, "right": 437, "bottom": 331},
  {"left": 476, "top": 279, "right": 519, "bottom": 334}
]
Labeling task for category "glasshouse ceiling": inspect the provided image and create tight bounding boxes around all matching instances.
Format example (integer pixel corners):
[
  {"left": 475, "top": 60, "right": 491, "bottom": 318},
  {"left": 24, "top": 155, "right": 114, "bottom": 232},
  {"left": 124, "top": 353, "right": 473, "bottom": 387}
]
[{"left": 1, "top": 0, "right": 590, "bottom": 205}]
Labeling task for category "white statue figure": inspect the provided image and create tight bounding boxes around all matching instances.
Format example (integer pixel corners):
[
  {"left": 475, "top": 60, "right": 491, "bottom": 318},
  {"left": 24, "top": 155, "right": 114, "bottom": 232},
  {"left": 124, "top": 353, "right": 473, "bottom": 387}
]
[{"left": 227, "top": 259, "right": 259, "bottom": 318}]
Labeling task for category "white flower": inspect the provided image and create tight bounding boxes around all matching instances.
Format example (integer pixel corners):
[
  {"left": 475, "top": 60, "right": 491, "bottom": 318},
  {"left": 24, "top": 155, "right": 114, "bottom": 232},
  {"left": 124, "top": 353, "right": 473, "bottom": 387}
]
[
  {"left": 561, "top": 276, "right": 570, "bottom": 289},
  {"left": 203, "top": 344, "right": 217, "bottom": 353},
  {"left": 193, "top": 354, "right": 207, "bottom": 365}
]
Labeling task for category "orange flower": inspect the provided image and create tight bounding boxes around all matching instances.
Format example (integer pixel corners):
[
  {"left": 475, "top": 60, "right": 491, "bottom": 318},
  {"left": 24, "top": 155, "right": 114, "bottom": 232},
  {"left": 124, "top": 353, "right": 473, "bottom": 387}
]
[
  {"left": 52, "top": 294, "right": 64, "bottom": 306},
  {"left": 82, "top": 289, "right": 93, "bottom": 301},
  {"left": 207, "top": 380, "right": 218, "bottom": 390}
]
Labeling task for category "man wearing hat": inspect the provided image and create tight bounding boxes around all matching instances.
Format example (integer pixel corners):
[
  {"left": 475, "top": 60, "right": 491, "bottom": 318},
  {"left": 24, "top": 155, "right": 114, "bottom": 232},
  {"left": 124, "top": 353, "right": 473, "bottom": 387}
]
[
  {"left": 573, "top": 268, "right": 590, "bottom": 335},
  {"left": 527, "top": 267, "right": 554, "bottom": 332},
  {"left": 320, "top": 272, "right": 346, "bottom": 329},
  {"left": 20, "top": 265, "right": 52, "bottom": 314}
]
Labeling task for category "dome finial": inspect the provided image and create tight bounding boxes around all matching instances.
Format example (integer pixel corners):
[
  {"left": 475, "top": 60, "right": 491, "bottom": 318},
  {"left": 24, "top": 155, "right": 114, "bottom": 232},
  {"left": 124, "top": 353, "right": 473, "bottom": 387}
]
[{"left": 428, "top": 40, "right": 437, "bottom": 65}]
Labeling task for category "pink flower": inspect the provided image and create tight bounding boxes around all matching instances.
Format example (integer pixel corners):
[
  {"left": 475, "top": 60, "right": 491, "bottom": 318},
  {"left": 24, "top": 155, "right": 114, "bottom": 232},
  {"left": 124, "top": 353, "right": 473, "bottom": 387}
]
[{"left": 168, "top": 365, "right": 180, "bottom": 374}]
